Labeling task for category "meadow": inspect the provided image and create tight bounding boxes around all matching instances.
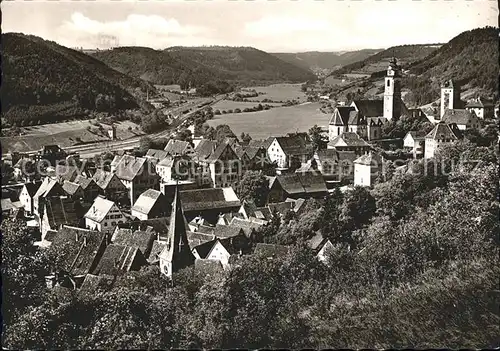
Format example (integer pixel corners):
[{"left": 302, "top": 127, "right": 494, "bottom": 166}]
[
  {"left": 206, "top": 102, "right": 330, "bottom": 140},
  {"left": 244, "top": 83, "right": 308, "bottom": 102},
  {"left": 212, "top": 100, "right": 282, "bottom": 111},
  {"left": 1, "top": 120, "right": 143, "bottom": 154}
]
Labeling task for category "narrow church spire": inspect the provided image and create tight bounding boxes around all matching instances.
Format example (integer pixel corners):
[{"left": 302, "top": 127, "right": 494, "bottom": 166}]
[{"left": 158, "top": 183, "right": 195, "bottom": 279}]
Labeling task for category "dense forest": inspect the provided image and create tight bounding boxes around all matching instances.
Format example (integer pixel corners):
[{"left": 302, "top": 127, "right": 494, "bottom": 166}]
[
  {"left": 272, "top": 49, "right": 382, "bottom": 71},
  {"left": 1, "top": 33, "right": 154, "bottom": 126},
  {"left": 91, "top": 46, "right": 316, "bottom": 88},
  {"left": 404, "top": 27, "right": 499, "bottom": 106},
  {"left": 331, "top": 44, "right": 441, "bottom": 75},
  {"left": 2, "top": 135, "right": 499, "bottom": 349}
]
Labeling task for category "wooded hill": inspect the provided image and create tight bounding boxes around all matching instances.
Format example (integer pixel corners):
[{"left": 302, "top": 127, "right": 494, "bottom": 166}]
[
  {"left": 331, "top": 44, "right": 442, "bottom": 76},
  {"left": 272, "top": 49, "right": 381, "bottom": 71},
  {"left": 91, "top": 46, "right": 317, "bottom": 87},
  {"left": 2, "top": 33, "right": 154, "bottom": 127},
  {"left": 404, "top": 26, "right": 499, "bottom": 106}
]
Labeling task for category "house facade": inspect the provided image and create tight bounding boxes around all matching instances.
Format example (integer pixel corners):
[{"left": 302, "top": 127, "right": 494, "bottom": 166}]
[
  {"left": 424, "top": 122, "right": 461, "bottom": 159},
  {"left": 84, "top": 197, "right": 126, "bottom": 233},
  {"left": 354, "top": 152, "right": 382, "bottom": 187},
  {"left": 442, "top": 109, "right": 481, "bottom": 130},
  {"left": 465, "top": 97, "right": 494, "bottom": 119}
]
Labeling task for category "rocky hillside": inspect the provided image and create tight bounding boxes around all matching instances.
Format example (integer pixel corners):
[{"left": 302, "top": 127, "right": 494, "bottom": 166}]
[{"left": 2, "top": 33, "right": 154, "bottom": 127}]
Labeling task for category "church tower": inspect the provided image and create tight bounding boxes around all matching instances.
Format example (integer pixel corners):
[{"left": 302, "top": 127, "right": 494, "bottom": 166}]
[
  {"left": 440, "top": 80, "right": 461, "bottom": 118},
  {"left": 159, "top": 185, "right": 195, "bottom": 280},
  {"left": 383, "top": 57, "right": 402, "bottom": 121}
]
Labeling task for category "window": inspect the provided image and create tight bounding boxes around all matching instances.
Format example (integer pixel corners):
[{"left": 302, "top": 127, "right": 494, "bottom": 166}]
[
  {"left": 387, "top": 80, "right": 390, "bottom": 87},
  {"left": 104, "top": 222, "right": 108, "bottom": 227}
]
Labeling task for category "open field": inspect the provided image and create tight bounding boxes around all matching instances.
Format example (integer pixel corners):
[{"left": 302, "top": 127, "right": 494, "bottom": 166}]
[
  {"left": 1, "top": 120, "right": 144, "bottom": 154},
  {"left": 212, "top": 100, "right": 282, "bottom": 111},
  {"left": 244, "top": 83, "right": 308, "bottom": 102},
  {"left": 206, "top": 102, "right": 330, "bottom": 140}
]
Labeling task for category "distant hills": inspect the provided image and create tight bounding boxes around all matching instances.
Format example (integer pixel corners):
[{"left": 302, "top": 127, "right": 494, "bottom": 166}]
[
  {"left": 91, "top": 46, "right": 317, "bottom": 87},
  {"left": 2, "top": 33, "right": 154, "bottom": 127},
  {"left": 272, "top": 49, "right": 382, "bottom": 73}
]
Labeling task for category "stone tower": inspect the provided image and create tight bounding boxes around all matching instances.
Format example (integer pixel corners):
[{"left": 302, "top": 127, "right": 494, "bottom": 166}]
[
  {"left": 383, "top": 57, "right": 402, "bottom": 121},
  {"left": 440, "top": 80, "right": 461, "bottom": 118},
  {"left": 159, "top": 185, "right": 195, "bottom": 280}
]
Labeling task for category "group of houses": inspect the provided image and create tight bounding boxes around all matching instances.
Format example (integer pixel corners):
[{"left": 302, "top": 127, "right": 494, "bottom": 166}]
[{"left": 1, "top": 57, "right": 496, "bottom": 291}]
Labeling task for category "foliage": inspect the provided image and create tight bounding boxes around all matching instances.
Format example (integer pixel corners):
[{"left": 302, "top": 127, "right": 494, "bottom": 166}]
[
  {"left": 237, "top": 171, "right": 269, "bottom": 207},
  {"left": 2, "top": 33, "right": 151, "bottom": 126},
  {"left": 382, "top": 113, "right": 434, "bottom": 139},
  {"left": 308, "top": 124, "right": 328, "bottom": 151}
]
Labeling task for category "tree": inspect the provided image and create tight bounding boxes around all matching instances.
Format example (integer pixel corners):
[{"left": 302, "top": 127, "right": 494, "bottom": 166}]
[
  {"left": 214, "top": 124, "right": 236, "bottom": 143},
  {"left": 240, "top": 133, "right": 252, "bottom": 145},
  {"left": 308, "top": 124, "right": 328, "bottom": 151},
  {"left": 237, "top": 171, "right": 269, "bottom": 207},
  {"left": 341, "top": 186, "right": 376, "bottom": 233},
  {"left": 176, "top": 128, "right": 193, "bottom": 144},
  {"left": 139, "top": 136, "right": 153, "bottom": 154}
]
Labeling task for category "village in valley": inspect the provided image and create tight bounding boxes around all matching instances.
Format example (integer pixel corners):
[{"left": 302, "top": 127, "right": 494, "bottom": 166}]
[{"left": 1, "top": 1, "right": 499, "bottom": 348}]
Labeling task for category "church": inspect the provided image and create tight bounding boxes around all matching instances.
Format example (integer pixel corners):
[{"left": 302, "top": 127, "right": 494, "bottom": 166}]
[{"left": 328, "top": 58, "right": 408, "bottom": 145}]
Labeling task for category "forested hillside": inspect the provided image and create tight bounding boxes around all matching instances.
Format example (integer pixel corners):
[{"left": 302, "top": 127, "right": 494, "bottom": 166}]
[
  {"left": 404, "top": 26, "right": 499, "bottom": 106},
  {"left": 331, "top": 44, "right": 441, "bottom": 75},
  {"left": 272, "top": 49, "right": 381, "bottom": 71},
  {"left": 2, "top": 33, "right": 153, "bottom": 126},
  {"left": 92, "top": 46, "right": 316, "bottom": 88}
]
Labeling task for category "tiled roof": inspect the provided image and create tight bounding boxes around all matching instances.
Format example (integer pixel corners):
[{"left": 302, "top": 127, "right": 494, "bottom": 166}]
[
  {"left": 23, "top": 181, "right": 42, "bottom": 197},
  {"left": 74, "top": 176, "right": 95, "bottom": 190},
  {"left": 132, "top": 189, "right": 164, "bottom": 215},
  {"left": 145, "top": 149, "right": 168, "bottom": 161},
  {"left": 194, "top": 139, "right": 218, "bottom": 160},
  {"left": 113, "top": 155, "right": 149, "bottom": 181},
  {"left": 244, "top": 146, "right": 263, "bottom": 160},
  {"left": 442, "top": 109, "right": 477, "bottom": 125},
  {"left": 354, "top": 152, "right": 382, "bottom": 166},
  {"left": 47, "top": 226, "right": 105, "bottom": 276},
  {"left": 307, "top": 232, "right": 325, "bottom": 251},
  {"left": 229, "top": 217, "right": 263, "bottom": 237},
  {"left": 254, "top": 243, "right": 290, "bottom": 258},
  {"left": 425, "top": 122, "right": 461, "bottom": 140},
  {"left": 112, "top": 227, "right": 156, "bottom": 257},
  {"left": 275, "top": 173, "right": 328, "bottom": 196},
  {"left": 84, "top": 197, "right": 116, "bottom": 223},
  {"left": 93, "top": 169, "right": 121, "bottom": 189},
  {"left": 232, "top": 145, "right": 247, "bottom": 159},
  {"left": 249, "top": 137, "right": 274, "bottom": 149},
  {"left": 180, "top": 188, "right": 241, "bottom": 212},
  {"left": 91, "top": 244, "right": 145, "bottom": 275},
  {"left": 275, "top": 135, "right": 312, "bottom": 156},
  {"left": 329, "top": 106, "right": 355, "bottom": 126},
  {"left": 352, "top": 100, "right": 384, "bottom": 117},
  {"left": 44, "top": 197, "right": 83, "bottom": 229},
  {"left": 441, "top": 79, "right": 456, "bottom": 88},
  {"left": 315, "top": 149, "right": 357, "bottom": 164},
  {"left": 214, "top": 224, "right": 245, "bottom": 239},
  {"left": 328, "top": 132, "right": 372, "bottom": 148},
  {"left": 192, "top": 239, "right": 217, "bottom": 258},
  {"left": 55, "top": 165, "right": 81, "bottom": 182},
  {"left": 164, "top": 140, "right": 192, "bottom": 156},
  {"left": 147, "top": 240, "right": 167, "bottom": 263},
  {"left": 187, "top": 231, "right": 216, "bottom": 248},
  {"left": 62, "top": 181, "right": 82, "bottom": 196},
  {"left": 157, "top": 156, "right": 175, "bottom": 167},
  {"left": 206, "top": 142, "right": 237, "bottom": 163},
  {"left": 34, "top": 178, "right": 62, "bottom": 199},
  {"left": 347, "top": 111, "right": 365, "bottom": 125},
  {"left": 1, "top": 198, "right": 22, "bottom": 211}
]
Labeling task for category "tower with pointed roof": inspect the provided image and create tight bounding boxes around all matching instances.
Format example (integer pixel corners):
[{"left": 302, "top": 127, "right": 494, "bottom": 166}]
[
  {"left": 158, "top": 185, "right": 195, "bottom": 279},
  {"left": 383, "top": 57, "right": 402, "bottom": 121},
  {"left": 440, "top": 79, "right": 461, "bottom": 118}
]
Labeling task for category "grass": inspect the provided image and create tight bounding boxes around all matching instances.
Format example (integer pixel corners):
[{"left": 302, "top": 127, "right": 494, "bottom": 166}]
[
  {"left": 1, "top": 120, "right": 144, "bottom": 154},
  {"left": 206, "top": 102, "right": 330, "bottom": 140},
  {"left": 244, "top": 83, "right": 308, "bottom": 102},
  {"left": 212, "top": 100, "right": 282, "bottom": 111}
]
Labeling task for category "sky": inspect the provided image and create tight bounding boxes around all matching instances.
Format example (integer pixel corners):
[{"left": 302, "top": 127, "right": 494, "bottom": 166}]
[{"left": 2, "top": 0, "right": 498, "bottom": 52}]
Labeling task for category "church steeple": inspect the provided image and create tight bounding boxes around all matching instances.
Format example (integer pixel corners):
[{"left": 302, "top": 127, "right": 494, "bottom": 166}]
[
  {"left": 159, "top": 185, "right": 194, "bottom": 279},
  {"left": 383, "top": 57, "right": 402, "bottom": 121}
]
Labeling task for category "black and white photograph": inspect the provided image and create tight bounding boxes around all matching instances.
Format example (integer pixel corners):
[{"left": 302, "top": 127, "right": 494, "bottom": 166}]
[{"left": 1, "top": 0, "right": 499, "bottom": 349}]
